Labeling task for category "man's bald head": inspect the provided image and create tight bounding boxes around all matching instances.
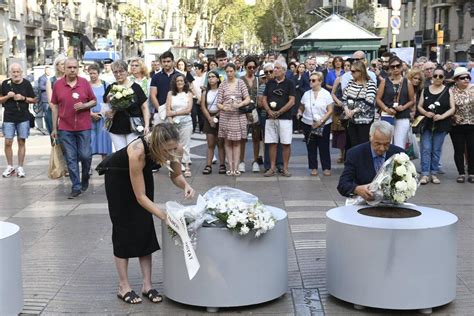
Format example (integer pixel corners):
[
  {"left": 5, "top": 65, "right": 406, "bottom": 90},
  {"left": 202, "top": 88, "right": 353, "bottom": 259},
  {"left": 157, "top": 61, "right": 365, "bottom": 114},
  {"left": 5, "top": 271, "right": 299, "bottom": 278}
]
[{"left": 352, "top": 51, "right": 366, "bottom": 60}]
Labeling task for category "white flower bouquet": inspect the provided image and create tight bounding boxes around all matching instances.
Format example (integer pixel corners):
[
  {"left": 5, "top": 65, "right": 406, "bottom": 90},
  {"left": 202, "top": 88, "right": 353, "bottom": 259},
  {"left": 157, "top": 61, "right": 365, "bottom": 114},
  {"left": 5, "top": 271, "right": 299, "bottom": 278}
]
[
  {"left": 108, "top": 85, "right": 135, "bottom": 111},
  {"left": 357, "top": 153, "right": 418, "bottom": 205}
]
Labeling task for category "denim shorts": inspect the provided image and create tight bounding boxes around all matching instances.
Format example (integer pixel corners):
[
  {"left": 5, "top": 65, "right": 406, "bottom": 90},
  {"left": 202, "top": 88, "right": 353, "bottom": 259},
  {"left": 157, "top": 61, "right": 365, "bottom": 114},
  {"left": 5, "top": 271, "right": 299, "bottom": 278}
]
[{"left": 2, "top": 121, "right": 30, "bottom": 139}]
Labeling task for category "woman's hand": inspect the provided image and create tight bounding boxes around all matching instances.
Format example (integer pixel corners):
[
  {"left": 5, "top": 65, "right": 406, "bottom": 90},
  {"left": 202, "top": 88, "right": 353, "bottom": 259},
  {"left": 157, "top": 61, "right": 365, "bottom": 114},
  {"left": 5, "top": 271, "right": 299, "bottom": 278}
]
[
  {"left": 344, "top": 108, "right": 353, "bottom": 119},
  {"left": 91, "top": 113, "right": 101, "bottom": 121},
  {"left": 184, "top": 184, "right": 195, "bottom": 199},
  {"left": 208, "top": 118, "right": 216, "bottom": 128},
  {"left": 144, "top": 126, "right": 150, "bottom": 135},
  {"left": 425, "top": 111, "right": 435, "bottom": 119},
  {"left": 386, "top": 108, "right": 397, "bottom": 115},
  {"left": 433, "top": 114, "right": 443, "bottom": 121},
  {"left": 312, "top": 120, "right": 322, "bottom": 129},
  {"left": 105, "top": 110, "right": 115, "bottom": 119}
]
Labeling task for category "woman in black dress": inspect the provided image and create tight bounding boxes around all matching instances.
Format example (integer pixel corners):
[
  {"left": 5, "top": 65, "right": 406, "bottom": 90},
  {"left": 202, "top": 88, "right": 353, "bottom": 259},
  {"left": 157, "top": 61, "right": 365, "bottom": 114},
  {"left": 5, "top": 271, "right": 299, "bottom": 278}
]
[{"left": 99, "top": 123, "right": 195, "bottom": 304}]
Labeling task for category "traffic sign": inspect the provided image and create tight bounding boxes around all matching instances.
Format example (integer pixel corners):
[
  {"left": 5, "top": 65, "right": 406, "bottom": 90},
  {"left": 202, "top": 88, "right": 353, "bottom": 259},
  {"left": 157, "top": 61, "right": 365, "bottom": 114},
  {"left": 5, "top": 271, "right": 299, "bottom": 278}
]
[
  {"left": 391, "top": 0, "right": 401, "bottom": 11},
  {"left": 390, "top": 16, "right": 401, "bottom": 29},
  {"left": 392, "top": 29, "right": 400, "bottom": 35}
]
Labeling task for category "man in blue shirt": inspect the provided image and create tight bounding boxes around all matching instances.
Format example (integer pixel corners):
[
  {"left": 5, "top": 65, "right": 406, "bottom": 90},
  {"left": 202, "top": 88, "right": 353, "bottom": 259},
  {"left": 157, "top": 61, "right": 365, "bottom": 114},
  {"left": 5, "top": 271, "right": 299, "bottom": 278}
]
[
  {"left": 150, "top": 51, "right": 178, "bottom": 123},
  {"left": 337, "top": 121, "right": 404, "bottom": 201}
]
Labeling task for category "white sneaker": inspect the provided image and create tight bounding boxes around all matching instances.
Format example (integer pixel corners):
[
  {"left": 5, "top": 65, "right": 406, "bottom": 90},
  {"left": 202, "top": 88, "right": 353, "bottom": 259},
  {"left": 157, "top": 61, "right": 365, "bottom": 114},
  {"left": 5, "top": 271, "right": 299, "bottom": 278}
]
[
  {"left": 16, "top": 166, "right": 25, "bottom": 178},
  {"left": 252, "top": 161, "right": 260, "bottom": 173},
  {"left": 238, "top": 162, "right": 246, "bottom": 173},
  {"left": 2, "top": 165, "right": 15, "bottom": 178}
]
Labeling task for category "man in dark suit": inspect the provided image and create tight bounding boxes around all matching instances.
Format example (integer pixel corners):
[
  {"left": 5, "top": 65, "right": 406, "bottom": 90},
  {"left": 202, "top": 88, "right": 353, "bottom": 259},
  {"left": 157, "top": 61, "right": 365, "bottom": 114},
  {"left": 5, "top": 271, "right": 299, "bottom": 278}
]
[{"left": 337, "top": 121, "right": 404, "bottom": 201}]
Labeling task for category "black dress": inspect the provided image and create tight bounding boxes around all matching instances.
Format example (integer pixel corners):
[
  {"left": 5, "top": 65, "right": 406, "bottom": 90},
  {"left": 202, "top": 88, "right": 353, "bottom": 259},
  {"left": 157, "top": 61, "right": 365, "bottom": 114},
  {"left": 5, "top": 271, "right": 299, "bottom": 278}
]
[{"left": 103, "top": 136, "right": 159, "bottom": 258}]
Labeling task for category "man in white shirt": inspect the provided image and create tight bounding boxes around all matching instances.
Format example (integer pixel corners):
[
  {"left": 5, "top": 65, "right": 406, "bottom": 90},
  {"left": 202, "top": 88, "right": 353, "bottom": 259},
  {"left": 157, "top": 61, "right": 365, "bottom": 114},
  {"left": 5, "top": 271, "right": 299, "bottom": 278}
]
[{"left": 340, "top": 51, "right": 378, "bottom": 90}]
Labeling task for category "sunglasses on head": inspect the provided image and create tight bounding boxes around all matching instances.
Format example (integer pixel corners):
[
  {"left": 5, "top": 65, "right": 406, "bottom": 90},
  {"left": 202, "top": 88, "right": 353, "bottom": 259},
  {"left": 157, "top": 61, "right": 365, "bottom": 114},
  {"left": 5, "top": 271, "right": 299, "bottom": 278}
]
[
  {"left": 264, "top": 70, "right": 273, "bottom": 74},
  {"left": 433, "top": 74, "right": 444, "bottom": 79},
  {"left": 390, "top": 64, "right": 402, "bottom": 69},
  {"left": 458, "top": 75, "right": 471, "bottom": 81}
]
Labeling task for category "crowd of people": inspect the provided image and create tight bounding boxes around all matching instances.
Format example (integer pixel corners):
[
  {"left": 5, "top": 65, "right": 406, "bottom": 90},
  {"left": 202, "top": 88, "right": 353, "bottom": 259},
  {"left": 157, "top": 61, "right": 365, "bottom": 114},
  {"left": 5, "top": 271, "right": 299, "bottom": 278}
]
[{"left": 1, "top": 50, "right": 474, "bottom": 190}]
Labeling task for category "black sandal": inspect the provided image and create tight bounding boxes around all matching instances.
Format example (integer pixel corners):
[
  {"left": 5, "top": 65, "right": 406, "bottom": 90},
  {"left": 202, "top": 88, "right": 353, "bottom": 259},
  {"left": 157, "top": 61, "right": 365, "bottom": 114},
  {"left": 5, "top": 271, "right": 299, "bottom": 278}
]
[
  {"left": 468, "top": 175, "right": 474, "bottom": 184},
  {"left": 218, "top": 164, "right": 226, "bottom": 174},
  {"left": 142, "top": 289, "right": 163, "bottom": 303},
  {"left": 117, "top": 290, "right": 142, "bottom": 304},
  {"left": 202, "top": 165, "right": 212, "bottom": 175},
  {"left": 456, "top": 175, "right": 465, "bottom": 183}
]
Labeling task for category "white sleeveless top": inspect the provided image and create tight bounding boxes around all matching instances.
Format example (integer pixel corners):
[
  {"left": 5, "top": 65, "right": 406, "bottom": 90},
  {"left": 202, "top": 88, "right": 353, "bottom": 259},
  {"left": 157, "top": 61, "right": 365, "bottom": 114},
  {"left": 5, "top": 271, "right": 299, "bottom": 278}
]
[
  {"left": 206, "top": 89, "right": 219, "bottom": 113},
  {"left": 171, "top": 92, "right": 191, "bottom": 123}
]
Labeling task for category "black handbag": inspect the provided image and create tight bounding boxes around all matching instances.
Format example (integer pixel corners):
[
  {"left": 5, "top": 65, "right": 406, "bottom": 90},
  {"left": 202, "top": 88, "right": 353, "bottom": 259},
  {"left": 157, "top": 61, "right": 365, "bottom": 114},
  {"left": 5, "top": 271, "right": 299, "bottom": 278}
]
[
  {"left": 29, "top": 112, "right": 35, "bottom": 128},
  {"left": 238, "top": 102, "right": 256, "bottom": 114}
]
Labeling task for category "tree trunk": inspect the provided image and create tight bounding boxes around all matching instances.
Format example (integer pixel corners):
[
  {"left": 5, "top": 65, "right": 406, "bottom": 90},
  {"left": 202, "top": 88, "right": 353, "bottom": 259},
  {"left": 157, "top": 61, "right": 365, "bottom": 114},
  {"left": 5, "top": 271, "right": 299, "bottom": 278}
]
[
  {"left": 280, "top": 0, "right": 300, "bottom": 37},
  {"left": 272, "top": 6, "right": 289, "bottom": 43}
]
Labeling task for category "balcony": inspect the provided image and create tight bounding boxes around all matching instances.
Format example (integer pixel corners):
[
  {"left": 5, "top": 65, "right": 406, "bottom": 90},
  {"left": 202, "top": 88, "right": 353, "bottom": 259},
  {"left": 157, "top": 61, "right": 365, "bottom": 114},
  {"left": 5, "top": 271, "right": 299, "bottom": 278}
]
[
  {"left": 94, "top": 17, "right": 112, "bottom": 30},
  {"left": 25, "top": 11, "right": 43, "bottom": 28},
  {"left": 63, "top": 18, "right": 86, "bottom": 33}
]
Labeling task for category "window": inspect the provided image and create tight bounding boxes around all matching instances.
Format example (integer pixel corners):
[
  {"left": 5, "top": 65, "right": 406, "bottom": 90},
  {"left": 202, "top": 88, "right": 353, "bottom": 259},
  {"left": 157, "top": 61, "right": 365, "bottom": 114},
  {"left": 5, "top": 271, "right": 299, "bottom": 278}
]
[
  {"left": 404, "top": 5, "right": 409, "bottom": 28},
  {"left": 412, "top": 6, "right": 417, "bottom": 27},
  {"left": 458, "top": 6, "right": 464, "bottom": 38}
]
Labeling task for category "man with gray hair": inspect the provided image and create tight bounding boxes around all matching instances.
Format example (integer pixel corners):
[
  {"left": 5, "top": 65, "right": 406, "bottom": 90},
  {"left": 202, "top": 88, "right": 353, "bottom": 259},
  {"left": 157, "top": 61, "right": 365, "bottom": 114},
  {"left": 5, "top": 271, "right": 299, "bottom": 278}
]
[
  {"left": 422, "top": 61, "right": 435, "bottom": 88},
  {"left": 261, "top": 59, "right": 295, "bottom": 177},
  {"left": 337, "top": 120, "right": 404, "bottom": 200},
  {"left": 0, "top": 63, "right": 37, "bottom": 178}
]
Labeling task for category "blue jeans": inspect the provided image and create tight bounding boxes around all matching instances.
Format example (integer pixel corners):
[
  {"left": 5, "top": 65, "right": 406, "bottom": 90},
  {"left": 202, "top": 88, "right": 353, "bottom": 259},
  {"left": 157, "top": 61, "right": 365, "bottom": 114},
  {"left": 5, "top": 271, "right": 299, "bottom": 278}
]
[
  {"left": 420, "top": 129, "right": 447, "bottom": 176},
  {"left": 59, "top": 130, "right": 92, "bottom": 192},
  {"left": 259, "top": 113, "right": 283, "bottom": 170}
]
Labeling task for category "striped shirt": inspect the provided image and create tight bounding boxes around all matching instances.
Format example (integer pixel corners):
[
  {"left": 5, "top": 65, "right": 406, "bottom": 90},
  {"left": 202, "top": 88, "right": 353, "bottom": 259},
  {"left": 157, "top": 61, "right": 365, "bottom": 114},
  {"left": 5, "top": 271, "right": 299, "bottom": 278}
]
[{"left": 342, "top": 79, "right": 377, "bottom": 124}]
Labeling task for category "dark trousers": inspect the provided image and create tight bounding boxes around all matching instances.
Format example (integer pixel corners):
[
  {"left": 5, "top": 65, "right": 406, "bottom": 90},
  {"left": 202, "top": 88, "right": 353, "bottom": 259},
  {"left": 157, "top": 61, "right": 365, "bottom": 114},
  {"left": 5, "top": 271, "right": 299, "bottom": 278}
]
[
  {"left": 302, "top": 122, "right": 332, "bottom": 170},
  {"left": 347, "top": 122, "right": 371, "bottom": 149},
  {"left": 192, "top": 99, "right": 204, "bottom": 132},
  {"left": 450, "top": 124, "right": 474, "bottom": 175}
]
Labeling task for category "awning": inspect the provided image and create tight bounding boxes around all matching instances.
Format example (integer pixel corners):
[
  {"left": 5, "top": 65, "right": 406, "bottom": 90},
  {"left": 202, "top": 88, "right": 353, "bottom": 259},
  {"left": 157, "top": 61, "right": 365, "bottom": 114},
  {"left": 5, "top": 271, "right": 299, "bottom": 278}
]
[{"left": 83, "top": 51, "right": 121, "bottom": 62}]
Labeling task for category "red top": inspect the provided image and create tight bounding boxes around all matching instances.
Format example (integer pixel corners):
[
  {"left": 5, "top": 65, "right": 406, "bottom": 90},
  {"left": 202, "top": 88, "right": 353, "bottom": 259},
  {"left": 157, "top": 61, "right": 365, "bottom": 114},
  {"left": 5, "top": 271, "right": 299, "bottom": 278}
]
[{"left": 51, "top": 76, "right": 96, "bottom": 131}]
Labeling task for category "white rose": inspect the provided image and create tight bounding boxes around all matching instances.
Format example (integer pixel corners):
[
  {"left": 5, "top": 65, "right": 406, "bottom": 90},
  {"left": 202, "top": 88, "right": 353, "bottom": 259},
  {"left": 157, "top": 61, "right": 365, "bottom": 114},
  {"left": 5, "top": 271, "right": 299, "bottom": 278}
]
[
  {"left": 394, "top": 153, "right": 409, "bottom": 164},
  {"left": 407, "top": 178, "right": 417, "bottom": 192},
  {"left": 213, "top": 117, "right": 219, "bottom": 124},
  {"left": 72, "top": 92, "right": 79, "bottom": 99},
  {"left": 122, "top": 89, "right": 129, "bottom": 96},
  {"left": 127, "top": 88, "right": 133, "bottom": 95},
  {"left": 428, "top": 104, "right": 435, "bottom": 110},
  {"left": 240, "top": 225, "right": 250, "bottom": 235},
  {"left": 136, "top": 125, "right": 144, "bottom": 133},
  {"left": 115, "top": 92, "right": 123, "bottom": 99},
  {"left": 227, "top": 215, "right": 238, "bottom": 228},
  {"left": 395, "top": 181, "right": 408, "bottom": 191},
  {"left": 393, "top": 193, "right": 406, "bottom": 204},
  {"left": 395, "top": 165, "right": 407, "bottom": 176},
  {"left": 270, "top": 101, "right": 277, "bottom": 109},
  {"left": 407, "top": 163, "right": 416, "bottom": 175}
]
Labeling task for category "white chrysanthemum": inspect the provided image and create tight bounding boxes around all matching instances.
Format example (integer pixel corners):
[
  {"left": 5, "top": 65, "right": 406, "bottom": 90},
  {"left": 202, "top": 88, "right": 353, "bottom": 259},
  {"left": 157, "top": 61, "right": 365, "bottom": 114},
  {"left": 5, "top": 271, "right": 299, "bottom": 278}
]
[
  {"left": 240, "top": 225, "right": 250, "bottom": 235},
  {"left": 395, "top": 181, "right": 408, "bottom": 191},
  {"left": 227, "top": 215, "right": 237, "bottom": 228},
  {"left": 395, "top": 165, "right": 407, "bottom": 176}
]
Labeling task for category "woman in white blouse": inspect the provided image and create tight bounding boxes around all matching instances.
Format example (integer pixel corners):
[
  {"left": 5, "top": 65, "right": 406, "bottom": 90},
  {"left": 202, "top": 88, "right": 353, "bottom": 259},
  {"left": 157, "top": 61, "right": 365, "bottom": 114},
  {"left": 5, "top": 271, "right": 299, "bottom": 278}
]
[
  {"left": 166, "top": 73, "right": 193, "bottom": 177},
  {"left": 297, "top": 72, "right": 334, "bottom": 176}
]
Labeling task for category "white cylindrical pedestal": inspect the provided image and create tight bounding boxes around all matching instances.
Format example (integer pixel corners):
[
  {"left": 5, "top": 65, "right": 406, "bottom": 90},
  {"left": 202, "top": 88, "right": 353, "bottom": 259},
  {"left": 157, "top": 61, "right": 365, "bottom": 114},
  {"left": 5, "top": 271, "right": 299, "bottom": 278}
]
[
  {"left": 162, "top": 206, "right": 288, "bottom": 308},
  {"left": 326, "top": 205, "right": 457, "bottom": 311},
  {"left": 0, "top": 221, "right": 23, "bottom": 315}
]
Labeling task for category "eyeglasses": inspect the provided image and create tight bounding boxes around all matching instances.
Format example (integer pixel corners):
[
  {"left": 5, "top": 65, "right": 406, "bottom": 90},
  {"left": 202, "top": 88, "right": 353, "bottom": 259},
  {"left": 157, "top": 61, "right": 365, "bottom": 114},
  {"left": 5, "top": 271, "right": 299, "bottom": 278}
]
[
  {"left": 247, "top": 66, "right": 256, "bottom": 70},
  {"left": 131, "top": 64, "right": 140, "bottom": 67},
  {"left": 352, "top": 58, "right": 363, "bottom": 61},
  {"left": 310, "top": 79, "right": 319, "bottom": 83},
  {"left": 458, "top": 76, "right": 471, "bottom": 81},
  {"left": 350, "top": 69, "right": 360, "bottom": 73},
  {"left": 390, "top": 64, "right": 402, "bottom": 69},
  {"left": 433, "top": 74, "right": 444, "bottom": 79},
  {"left": 412, "top": 77, "right": 421, "bottom": 81},
  {"left": 112, "top": 70, "right": 126, "bottom": 75},
  {"left": 371, "top": 64, "right": 377, "bottom": 67},
  {"left": 264, "top": 70, "right": 273, "bottom": 74}
]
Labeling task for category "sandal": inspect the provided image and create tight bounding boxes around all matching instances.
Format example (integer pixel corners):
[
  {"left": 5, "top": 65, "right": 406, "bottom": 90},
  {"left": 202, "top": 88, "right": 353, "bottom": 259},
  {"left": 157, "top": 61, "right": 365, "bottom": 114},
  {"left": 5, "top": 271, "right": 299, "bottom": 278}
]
[
  {"left": 184, "top": 169, "right": 192, "bottom": 178},
  {"left": 311, "top": 169, "right": 318, "bottom": 176},
  {"left": 431, "top": 175, "right": 441, "bottom": 184},
  {"left": 226, "top": 170, "right": 234, "bottom": 176},
  {"left": 281, "top": 169, "right": 292, "bottom": 177},
  {"left": 219, "top": 164, "right": 226, "bottom": 174},
  {"left": 323, "top": 170, "right": 331, "bottom": 176},
  {"left": 419, "top": 176, "right": 430, "bottom": 185},
  {"left": 202, "top": 165, "right": 212, "bottom": 175},
  {"left": 142, "top": 289, "right": 163, "bottom": 303},
  {"left": 117, "top": 290, "right": 142, "bottom": 304},
  {"left": 234, "top": 170, "right": 241, "bottom": 177},
  {"left": 456, "top": 175, "right": 466, "bottom": 183},
  {"left": 264, "top": 168, "right": 276, "bottom": 177}
]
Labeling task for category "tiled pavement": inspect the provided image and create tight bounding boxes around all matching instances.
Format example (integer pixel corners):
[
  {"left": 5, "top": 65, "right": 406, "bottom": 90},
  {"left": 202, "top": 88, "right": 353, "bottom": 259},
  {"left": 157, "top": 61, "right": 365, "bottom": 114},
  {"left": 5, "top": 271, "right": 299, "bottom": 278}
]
[{"left": 1, "top": 131, "right": 473, "bottom": 315}]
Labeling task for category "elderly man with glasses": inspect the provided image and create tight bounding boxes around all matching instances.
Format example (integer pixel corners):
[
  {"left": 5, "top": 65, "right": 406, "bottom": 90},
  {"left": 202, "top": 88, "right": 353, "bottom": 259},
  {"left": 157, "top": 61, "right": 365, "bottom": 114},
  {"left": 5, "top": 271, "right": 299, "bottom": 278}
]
[{"left": 340, "top": 51, "right": 378, "bottom": 90}]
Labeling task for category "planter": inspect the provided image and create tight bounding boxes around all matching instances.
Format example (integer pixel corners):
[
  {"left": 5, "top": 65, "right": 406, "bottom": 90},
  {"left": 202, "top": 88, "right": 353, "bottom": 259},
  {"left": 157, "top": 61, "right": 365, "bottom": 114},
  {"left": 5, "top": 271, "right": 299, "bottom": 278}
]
[
  {"left": 326, "top": 204, "right": 457, "bottom": 314},
  {"left": 0, "top": 221, "right": 23, "bottom": 315},
  {"left": 162, "top": 206, "right": 288, "bottom": 310}
]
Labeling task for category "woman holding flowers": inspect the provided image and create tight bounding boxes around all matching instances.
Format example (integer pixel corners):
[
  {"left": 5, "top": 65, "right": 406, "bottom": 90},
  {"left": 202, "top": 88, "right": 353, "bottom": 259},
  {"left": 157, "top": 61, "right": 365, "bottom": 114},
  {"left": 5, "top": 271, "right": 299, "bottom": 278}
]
[
  {"left": 449, "top": 67, "right": 474, "bottom": 183},
  {"left": 99, "top": 123, "right": 195, "bottom": 304},
  {"left": 201, "top": 70, "right": 225, "bottom": 174},
  {"left": 103, "top": 60, "right": 150, "bottom": 151},
  {"left": 166, "top": 73, "right": 193, "bottom": 177},
  {"left": 216, "top": 63, "right": 251, "bottom": 176},
  {"left": 417, "top": 66, "right": 455, "bottom": 184}
]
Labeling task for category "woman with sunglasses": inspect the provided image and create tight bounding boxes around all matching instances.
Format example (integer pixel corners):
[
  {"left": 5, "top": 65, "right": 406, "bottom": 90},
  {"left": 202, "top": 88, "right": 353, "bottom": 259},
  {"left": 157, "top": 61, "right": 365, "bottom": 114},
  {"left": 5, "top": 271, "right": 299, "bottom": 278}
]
[
  {"left": 417, "top": 66, "right": 455, "bottom": 185},
  {"left": 240, "top": 56, "right": 261, "bottom": 173},
  {"left": 201, "top": 70, "right": 225, "bottom": 175},
  {"left": 216, "top": 63, "right": 251, "bottom": 176},
  {"left": 341, "top": 61, "right": 377, "bottom": 149},
  {"left": 376, "top": 56, "right": 415, "bottom": 147},
  {"left": 449, "top": 67, "right": 474, "bottom": 183},
  {"left": 297, "top": 72, "right": 334, "bottom": 176}
]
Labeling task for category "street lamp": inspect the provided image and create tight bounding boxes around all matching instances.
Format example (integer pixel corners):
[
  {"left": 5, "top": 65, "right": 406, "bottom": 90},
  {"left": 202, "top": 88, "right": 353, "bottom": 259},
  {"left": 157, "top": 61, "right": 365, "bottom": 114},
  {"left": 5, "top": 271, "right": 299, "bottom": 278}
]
[
  {"left": 118, "top": 0, "right": 127, "bottom": 60},
  {"left": 49, "top": 0, "right": 70, "bottom": 55}
]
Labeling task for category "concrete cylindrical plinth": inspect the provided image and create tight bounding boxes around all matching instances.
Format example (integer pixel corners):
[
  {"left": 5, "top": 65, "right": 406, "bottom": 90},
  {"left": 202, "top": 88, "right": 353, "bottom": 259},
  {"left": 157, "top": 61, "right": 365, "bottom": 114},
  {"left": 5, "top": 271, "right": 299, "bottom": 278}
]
[
  {"left": 162, "top": 206, "right": 288, "bottom": 308},
  {"left": 0, "top": 221, "right": 23, "bottom": 315},
  {"left": 326, "top": 205, "right": 457, "bottom": 311}
]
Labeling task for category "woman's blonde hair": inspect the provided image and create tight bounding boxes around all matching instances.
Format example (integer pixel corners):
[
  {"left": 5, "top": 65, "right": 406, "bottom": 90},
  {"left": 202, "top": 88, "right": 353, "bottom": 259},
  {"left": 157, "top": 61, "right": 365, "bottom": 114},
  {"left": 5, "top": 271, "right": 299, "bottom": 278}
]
[
  {"left": 129, "top": 57, "right": 149, "bottom": 79},
  {"left": 148, "top": 123, "right": 180, "bottom": 165},
  {"left": 407, "top": 68, "right": 424, "bottom": 84},
  {"left": 53, "top": 55, "right": 67, "bottom": 76},
  {"left": 310, "top": 72, "right": 324, "bottom": 83},
  {"left": 351, "top": 61, "right": 370, "bottom": 82}
]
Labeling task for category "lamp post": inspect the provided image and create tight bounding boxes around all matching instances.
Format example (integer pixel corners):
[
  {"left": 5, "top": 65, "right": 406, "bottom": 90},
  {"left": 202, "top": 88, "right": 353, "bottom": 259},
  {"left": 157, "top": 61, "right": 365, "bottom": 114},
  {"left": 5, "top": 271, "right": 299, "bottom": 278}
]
[{"left": 118, "top": 0, "right": 127, "bottom": 60}]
